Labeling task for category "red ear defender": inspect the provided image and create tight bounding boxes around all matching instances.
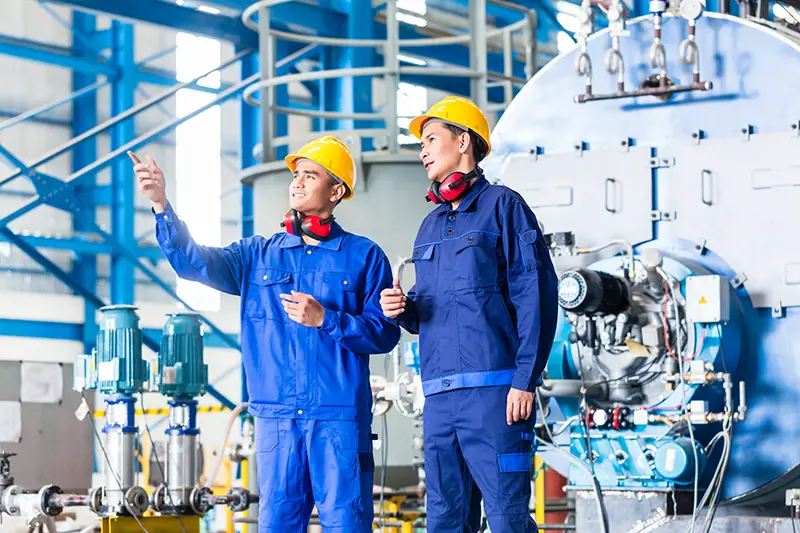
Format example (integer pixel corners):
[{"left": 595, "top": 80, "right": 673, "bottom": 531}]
[
  {"left": 280, "top": 210, "right": 335, "bottom": 241},
  {"left": 424, "top": 168, "right": 482, "bottom": 204},
  {"left": 439, "top": 172, "right": 469, "bottom": 202},
  {"left": 301, "top": 215, "right": 334, "bottom": 240},
  {"left": 280, "top": 210, "right": 302, "bottom": 235},
  {"left": 426, "top": 181, "right": 444, "bottom": 204}
]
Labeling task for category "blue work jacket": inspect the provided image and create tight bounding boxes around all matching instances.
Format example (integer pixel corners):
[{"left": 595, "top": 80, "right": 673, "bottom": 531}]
[
  {"left": 154, "top": 204, "right": 401, "bottom": 422},
  {"left": 398, "top": 176, "right": 559, "bottom": 396}
]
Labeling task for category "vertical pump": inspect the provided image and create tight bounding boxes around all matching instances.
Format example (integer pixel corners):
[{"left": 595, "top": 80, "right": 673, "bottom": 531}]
[
  {"left": 152, "top": 312, "right": 209, "bottom": 515},
  {"left": 74, "top": 305, "right": 149, "bottom": 517}
]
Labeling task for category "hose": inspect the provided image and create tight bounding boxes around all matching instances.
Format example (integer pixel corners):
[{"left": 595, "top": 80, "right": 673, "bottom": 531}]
[{"left": 200, "top": 402, "right": 250, "bottom": 487}]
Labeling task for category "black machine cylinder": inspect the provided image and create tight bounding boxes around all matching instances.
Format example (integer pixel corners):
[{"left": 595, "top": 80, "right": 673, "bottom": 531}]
[{"left": 557, "top": 268, "right": 629, "bottom": 315}]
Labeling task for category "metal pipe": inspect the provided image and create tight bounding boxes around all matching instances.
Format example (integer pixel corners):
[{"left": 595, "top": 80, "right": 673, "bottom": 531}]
[
  {"left": 271, "top": 106, "right": 384, "bottom": 121},
  {"left": 385, "top": 0, "right": 400, "bottom": 152},
  {"left": 400, "top": 66, "right": 483, "bottom": 77},
  {"left": 258, "top": 3, "right": 275, "bottom": 162},
  {"left": 267, "top": 28, "right": 386, "bottom": 47},
  {"left": 503, "top": 29, "right": 514, "bottom": 108},
  {"left": 243, "top": 67, "right": 389, "bottom": 107},
  {"left": 524, "top": 10, "right": 537, "bottom": 79},
  {"left": 574, "top": 80, "right": 713, "bottom": 103},
  {"left": 243, "top": 0, "right": 528, "bottom": 47},
  {"left": 0, "top": 48, "right": 251, "bottom": 189},
  {"left": 488, "top": 0, "right": 532, "bottom": 12},
  {"left": 49, "top": 493, "right": 91, "bottom": 508},
  {"left": 0, "top": 80, "right": 107, "bottom": 134},
  {"left": 0, "top": 71, "right": 259, "bottom": 229},
  {"left": 271, "top": 128, "right": 392, "bottom": 148}
]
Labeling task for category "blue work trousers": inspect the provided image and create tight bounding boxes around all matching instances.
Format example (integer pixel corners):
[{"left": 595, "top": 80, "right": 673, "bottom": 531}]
[
  {"left": 255, "top": 418, "right": 374, "bottom": 532},
  {"left": 424, "top": 385, "right": 538, "bottom": 533}
]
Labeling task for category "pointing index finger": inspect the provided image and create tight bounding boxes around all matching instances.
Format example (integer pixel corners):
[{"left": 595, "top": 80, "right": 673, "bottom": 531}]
[{"left": 127, "top": 151, "right": 142, "bottom": 165}]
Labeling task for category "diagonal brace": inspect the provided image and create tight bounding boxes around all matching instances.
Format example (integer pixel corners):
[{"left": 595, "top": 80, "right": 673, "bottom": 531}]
[{"left": 0, "top": 144, "right": 82, "bottom": 214}]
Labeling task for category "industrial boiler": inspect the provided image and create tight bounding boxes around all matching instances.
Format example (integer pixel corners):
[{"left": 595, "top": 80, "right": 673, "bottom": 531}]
[{"left": 482, "top": 4, "right": 800, "bottom": 532}]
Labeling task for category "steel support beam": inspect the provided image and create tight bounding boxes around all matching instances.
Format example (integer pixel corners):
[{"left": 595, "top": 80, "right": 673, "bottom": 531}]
[
  {"left": 110, "top": 21, "right": 136, "bottom": 305},
  {"left": 136, "top": 66, "right": 227, "bottom": 94},
  {"left": 330, "top": 0, "right": 375, "bottom": 150},
  {"left": 0, "top": 34, "right": 116, "bottom": 75},
  {"left": 71, "top": 10, "right": 100, "bottom": 352},
  {"left": 44, "top": 0, "right": 259, "bottom": 48},
  {"left": 275, "top": 41, "right": 290, "bottom": 160}
]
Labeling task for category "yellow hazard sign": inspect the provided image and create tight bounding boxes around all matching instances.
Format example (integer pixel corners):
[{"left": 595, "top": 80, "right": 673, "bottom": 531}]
[{"left": 699, "top": 296, "right": 708, "bottom": 304}]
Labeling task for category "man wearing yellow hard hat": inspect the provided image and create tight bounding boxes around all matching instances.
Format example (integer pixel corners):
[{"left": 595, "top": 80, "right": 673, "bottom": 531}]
[
  {"left": 380, "top": 96, "right": 559, "bottom": 532},
  {"left": 130, "top": 136, "right": 400, "bottom": 532}
]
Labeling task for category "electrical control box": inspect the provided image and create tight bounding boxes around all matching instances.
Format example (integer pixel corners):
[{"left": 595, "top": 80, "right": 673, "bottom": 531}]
[{"left": 685, "top": 275, "right": 730, "bottom": 323}]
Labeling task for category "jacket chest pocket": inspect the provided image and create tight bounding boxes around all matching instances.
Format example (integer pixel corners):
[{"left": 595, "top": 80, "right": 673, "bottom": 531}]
[
  {"left": 245, "top": 267, "right": 293, "bottom": 321},
  {"left": 319, "top": 271, "right": 359, "bottom": 313},
  {"left": 411, "top": 243, "right": 437, "bottom": 297},
  {"left": 453, "top": 232, "right": 499, "bottom": 291}
]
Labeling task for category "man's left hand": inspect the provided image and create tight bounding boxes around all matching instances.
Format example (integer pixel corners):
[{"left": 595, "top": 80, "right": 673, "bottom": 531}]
[
  {"left": 280, "top": 291, "right": 325, "bottom": 328},
  {"left": 506, "top": 387, "right": 534, "bottom": 425}
]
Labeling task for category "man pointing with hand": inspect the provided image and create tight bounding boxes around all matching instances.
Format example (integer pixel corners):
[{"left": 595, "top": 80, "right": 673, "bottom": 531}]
[{"left": 130, "top": 136, "right": 400, "bottom": 533}]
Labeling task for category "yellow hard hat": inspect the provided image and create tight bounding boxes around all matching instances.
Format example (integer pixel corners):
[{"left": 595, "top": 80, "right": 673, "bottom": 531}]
[
  {"left": 285, "top": 136, "right": 357, "bottom": 200},
  {"left": 409, "top": 96, "right": 492, "bottom": 156}
]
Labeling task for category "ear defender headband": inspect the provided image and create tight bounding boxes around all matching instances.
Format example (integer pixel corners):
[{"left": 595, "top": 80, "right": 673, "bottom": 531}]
[
  {"left": 280, "top": 209, "right": 335, "bottom": 241},
  {"left": 425, "top": 166, "right": 484, "bottom": 204}
]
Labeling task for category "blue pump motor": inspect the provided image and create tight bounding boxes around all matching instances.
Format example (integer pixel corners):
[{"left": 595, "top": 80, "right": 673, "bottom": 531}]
[
  {"left": 654, "top": 438, "right": 709, "bottom": 485},
  {"left": 157, "top": 312, "right": 207, "bottom": 399},
  {"left": 94, "top": 305, "right": 146, "bottom": 395}
]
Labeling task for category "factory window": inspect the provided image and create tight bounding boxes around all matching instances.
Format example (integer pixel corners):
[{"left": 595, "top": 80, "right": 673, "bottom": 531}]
[
  {"left": 397, "top": 82, "right": 428, "bottom": 145},
  {"left": 175, "top": 32, "right": 222, "bottom": 312}
]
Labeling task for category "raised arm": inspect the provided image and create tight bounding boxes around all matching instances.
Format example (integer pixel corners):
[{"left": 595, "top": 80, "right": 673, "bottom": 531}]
[{"left": 130, "top": 151, "right": 245, "bottom": 296}]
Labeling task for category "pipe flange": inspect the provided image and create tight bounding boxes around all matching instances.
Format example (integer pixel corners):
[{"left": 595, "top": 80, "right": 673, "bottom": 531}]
[
  {"left": 227, "top": 487, "right": 250, "bottom": 513},
  {"left": 1, "top": 485, "right": 22, "bottom": 515},
  {"left": 151, "top": 485, "right": 167, "bottom": 513},
  {"left": 40, "top": 484, "right": 63, "bottom": 517},
  {"left": 88, "top": 487, "right": 104, "bottom": 514},
  {"left": 189, "top": 486, "right": 213, "bottom": 516},
  {"left": 124, "top": 486, "right": 149, "bottom": 517}
]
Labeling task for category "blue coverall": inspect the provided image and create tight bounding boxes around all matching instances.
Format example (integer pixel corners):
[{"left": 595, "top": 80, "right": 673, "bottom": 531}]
[
  {"left": 154, "top": 204, "right": 401, "bottom": 532},
  {"left": 397, "top": 176, "right": 559, "bottom": 533}
]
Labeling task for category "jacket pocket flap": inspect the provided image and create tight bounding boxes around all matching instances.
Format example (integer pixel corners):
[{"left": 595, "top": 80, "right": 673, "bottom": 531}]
[
  {"left": 249, "top": 268, "right": 292, "bottom": 286},
  {"left": 454, "top": 232, "right": 498, "bottom": 252},
  {"left": 322, "top": 271, "right": 358, "bottom": 291},
  {"left": 412, "top": 243, "right": 436, "bottom": 261}
]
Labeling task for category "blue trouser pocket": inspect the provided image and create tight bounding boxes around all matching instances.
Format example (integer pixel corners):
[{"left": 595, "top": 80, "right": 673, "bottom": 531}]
[{"left": 497, "top": 452, "right": 534, "bottom": 473}]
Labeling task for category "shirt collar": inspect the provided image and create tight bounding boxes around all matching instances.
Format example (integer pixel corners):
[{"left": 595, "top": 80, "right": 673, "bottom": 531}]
[
  {"left": 434, "top": 176, "right": 491, "bottom": 216},
  {"left": 279, "top": 221, "right": 344, "bottom": 250}
]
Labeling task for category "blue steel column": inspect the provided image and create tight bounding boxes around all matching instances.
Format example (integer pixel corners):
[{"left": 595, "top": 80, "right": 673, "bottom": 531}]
[
  {"left": 110, "top": 21, "right": 136, "bottom": 305},
  {"left": 330, "top": 0, "right": 374, "bottom": 149},
  {"left": 71, "top": 11, "right": 99, "bottom": 352},
  {"left": 275, "top": 40, "right": 290, "bottom": 160}
]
